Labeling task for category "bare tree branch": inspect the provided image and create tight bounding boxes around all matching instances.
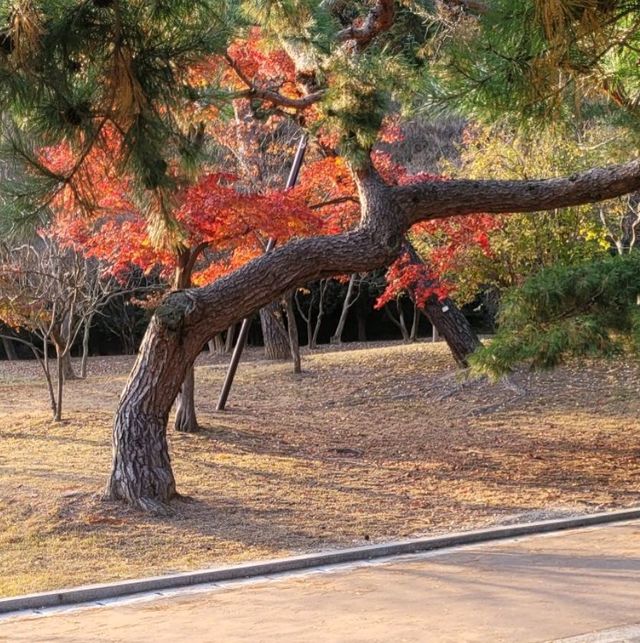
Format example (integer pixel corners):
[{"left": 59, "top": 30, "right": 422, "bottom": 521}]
[{"left": 224, "top": 54, "right": 325, "bottom": 109}]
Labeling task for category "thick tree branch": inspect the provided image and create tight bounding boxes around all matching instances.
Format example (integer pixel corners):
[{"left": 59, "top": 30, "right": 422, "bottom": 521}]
[
  {"left": 395, "top": 158, "right": 640, "bottom": 223},
  {"left": 337, "top": 0, "right": 396, "bottom": 49}
]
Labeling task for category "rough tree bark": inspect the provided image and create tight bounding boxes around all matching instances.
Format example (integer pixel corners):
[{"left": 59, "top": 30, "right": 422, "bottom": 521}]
[
  {"left": 260, "top": 301, "right": 291, "bottom": 360},
  {"left": 106, "top": 158, "right": 640, "bottom": 510},
  {"left": 404, "top": 242, "right": 481, "bottom": 366},
  {"left": 422, "top": 296, "right": 480, "bottom": 364}
]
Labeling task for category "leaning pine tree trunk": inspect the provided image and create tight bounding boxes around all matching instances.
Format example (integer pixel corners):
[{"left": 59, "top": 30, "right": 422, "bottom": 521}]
[
  {"left": 105, "top": 153, "right": 640, "bottom": 511},
  {"left": 404, "top": 242, "right": 480, "bottom": 366},
  {"left": 260, "top": 301, "right": 291, "bottom": 360},
  {"left": 421, "top": 295, "right": 480, "bottom": 366}
]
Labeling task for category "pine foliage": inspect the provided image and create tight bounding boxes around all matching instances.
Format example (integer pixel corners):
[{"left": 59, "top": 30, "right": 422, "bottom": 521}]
[
  {"left": 0, "top": 0, "right": 237, "bottom": 228},
  {"left": 471, "top": 252, "right": 640, "bottom": 378},
  {"left": 429, "top": 0, "right": 640, "bottom": 127}
]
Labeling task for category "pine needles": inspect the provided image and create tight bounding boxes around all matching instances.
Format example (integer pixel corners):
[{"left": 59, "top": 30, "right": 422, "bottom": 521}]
[{"left": 471, "top": 251, "right": 640, "bottom": 378}]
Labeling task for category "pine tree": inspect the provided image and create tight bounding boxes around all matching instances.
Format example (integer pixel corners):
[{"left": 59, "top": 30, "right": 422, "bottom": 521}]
[
  {"left": 3, "top": 1, "right": 640, "bottom": 511},
  {"left": 470, "top": 252, "right": 640, "bottom": 378}
]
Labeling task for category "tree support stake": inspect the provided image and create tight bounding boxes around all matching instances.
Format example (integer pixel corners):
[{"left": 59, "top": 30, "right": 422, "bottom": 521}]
[{"left": 216, "top": 134, "right": 308, "bottom": 411}]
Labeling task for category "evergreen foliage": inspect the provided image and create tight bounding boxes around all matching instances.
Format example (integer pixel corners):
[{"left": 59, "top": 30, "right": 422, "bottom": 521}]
[
  {"left": 0, "top": 0, "right": 237, "bottom": 229},
  {"left": 428, "top": 0, "right": 640, "bottom": 130},
  {"left": 470, "top": 252, "right": 640, "bottom": 378}
]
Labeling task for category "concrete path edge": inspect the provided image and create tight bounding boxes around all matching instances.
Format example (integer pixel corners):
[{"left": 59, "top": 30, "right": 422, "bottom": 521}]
[{"left": 2, "top": 507, "right": 640, "bottom": 615}]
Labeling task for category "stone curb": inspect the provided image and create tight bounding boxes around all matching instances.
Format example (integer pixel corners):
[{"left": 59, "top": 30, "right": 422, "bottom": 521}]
[{"left": 2, "top": 507, "right": 639, "bottom": 615}]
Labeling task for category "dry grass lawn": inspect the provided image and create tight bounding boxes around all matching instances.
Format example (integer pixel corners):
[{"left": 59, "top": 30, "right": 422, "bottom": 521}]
[{"left": 1, "top": 341, "right": 639, "bottom": 598}]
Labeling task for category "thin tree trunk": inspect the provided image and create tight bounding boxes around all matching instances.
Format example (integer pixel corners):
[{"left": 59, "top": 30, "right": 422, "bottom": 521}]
[
  {"left": 384, "top": 300, "right": 410, "bottom": 341},
  {"left": 208, "top": 334, "right": 225, "bottom": 354},
  {"left": 331, "top": 273, "right": 357, "bottom": 344},
  {"left": 59, "top": 312, "right": 79, "bottom": 381},
  {"left": 55, "top": 349, "right": 63, "bottom": 421},
  {"left": 410, "top": 301, "right": 419, "bottom": 342},
  {"left": 174, "top": 365, "right": 199, "bottom": 433},
  {"left": 34, "top": 346, "right": 57, "bottom": 418},
  {"left": 80, "top": 313, "right": 94, "bottom": 378},
  {"left": 260, "top": 301, "right": 291, "bottom": 360},
  {"left": 43, "top": 339, "right": 49, "bottom": 377},
  {"left": 397, "top": 299, "right": 410, "bottom": 341},
  {"left": 61, "top": 350, "right": 78, "bottom": 381},
  {"left": 225, "top": 324, "right": 236, "bottom": 353},
  {"left": 310, "top": 280, "right": 328, "bottom": 349},
  {"left": 357, "top": 311, "right": 367, "bottom": 342},
  {"left": 284, "top": 292, "right": 301, "bottom": 373},
  {"left": 2, "top": 336, "right": 17, "bottom": 360},
  {"left": 294, "top": 289, "right": 316, "bottom": 350}
]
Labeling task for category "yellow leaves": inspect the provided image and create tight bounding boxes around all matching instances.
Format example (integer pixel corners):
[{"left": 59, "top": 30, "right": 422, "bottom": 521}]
[{"left": 581, "top": 225, "right": 607, "bottom": 246}]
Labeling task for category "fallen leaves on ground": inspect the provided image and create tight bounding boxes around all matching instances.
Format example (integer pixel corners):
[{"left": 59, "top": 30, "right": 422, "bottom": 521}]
[{"left": 0, "top": 341, "right": 639, "bottom": 597}]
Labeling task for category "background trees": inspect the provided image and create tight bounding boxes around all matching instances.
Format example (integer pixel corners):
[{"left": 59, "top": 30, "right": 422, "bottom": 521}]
[{"left": 0, "top": 234, "right": 130, "bottom": 419}]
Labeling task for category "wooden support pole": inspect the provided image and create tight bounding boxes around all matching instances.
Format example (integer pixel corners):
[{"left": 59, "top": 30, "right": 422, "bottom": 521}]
[{"left": 216, "top": 134, "right": 308, "bottom": 411}]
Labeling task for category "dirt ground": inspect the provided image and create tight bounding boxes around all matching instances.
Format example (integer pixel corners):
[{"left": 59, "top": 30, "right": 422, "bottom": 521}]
[{"left": 1, "top": 341, "right": 639, "bottom": 598}]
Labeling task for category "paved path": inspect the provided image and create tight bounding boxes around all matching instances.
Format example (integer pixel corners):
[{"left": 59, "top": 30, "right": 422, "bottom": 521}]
[{"left": 2, "top": 521, "right": 640, "bottom": 642}]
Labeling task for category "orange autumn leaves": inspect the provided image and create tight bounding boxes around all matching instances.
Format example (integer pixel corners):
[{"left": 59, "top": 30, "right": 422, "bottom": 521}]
[
  {"left": 41, "top": 29, "right": 500, "bottom": 300},
  {"left": 45, "top": 126, "right": 360, "bottom": 285}
]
